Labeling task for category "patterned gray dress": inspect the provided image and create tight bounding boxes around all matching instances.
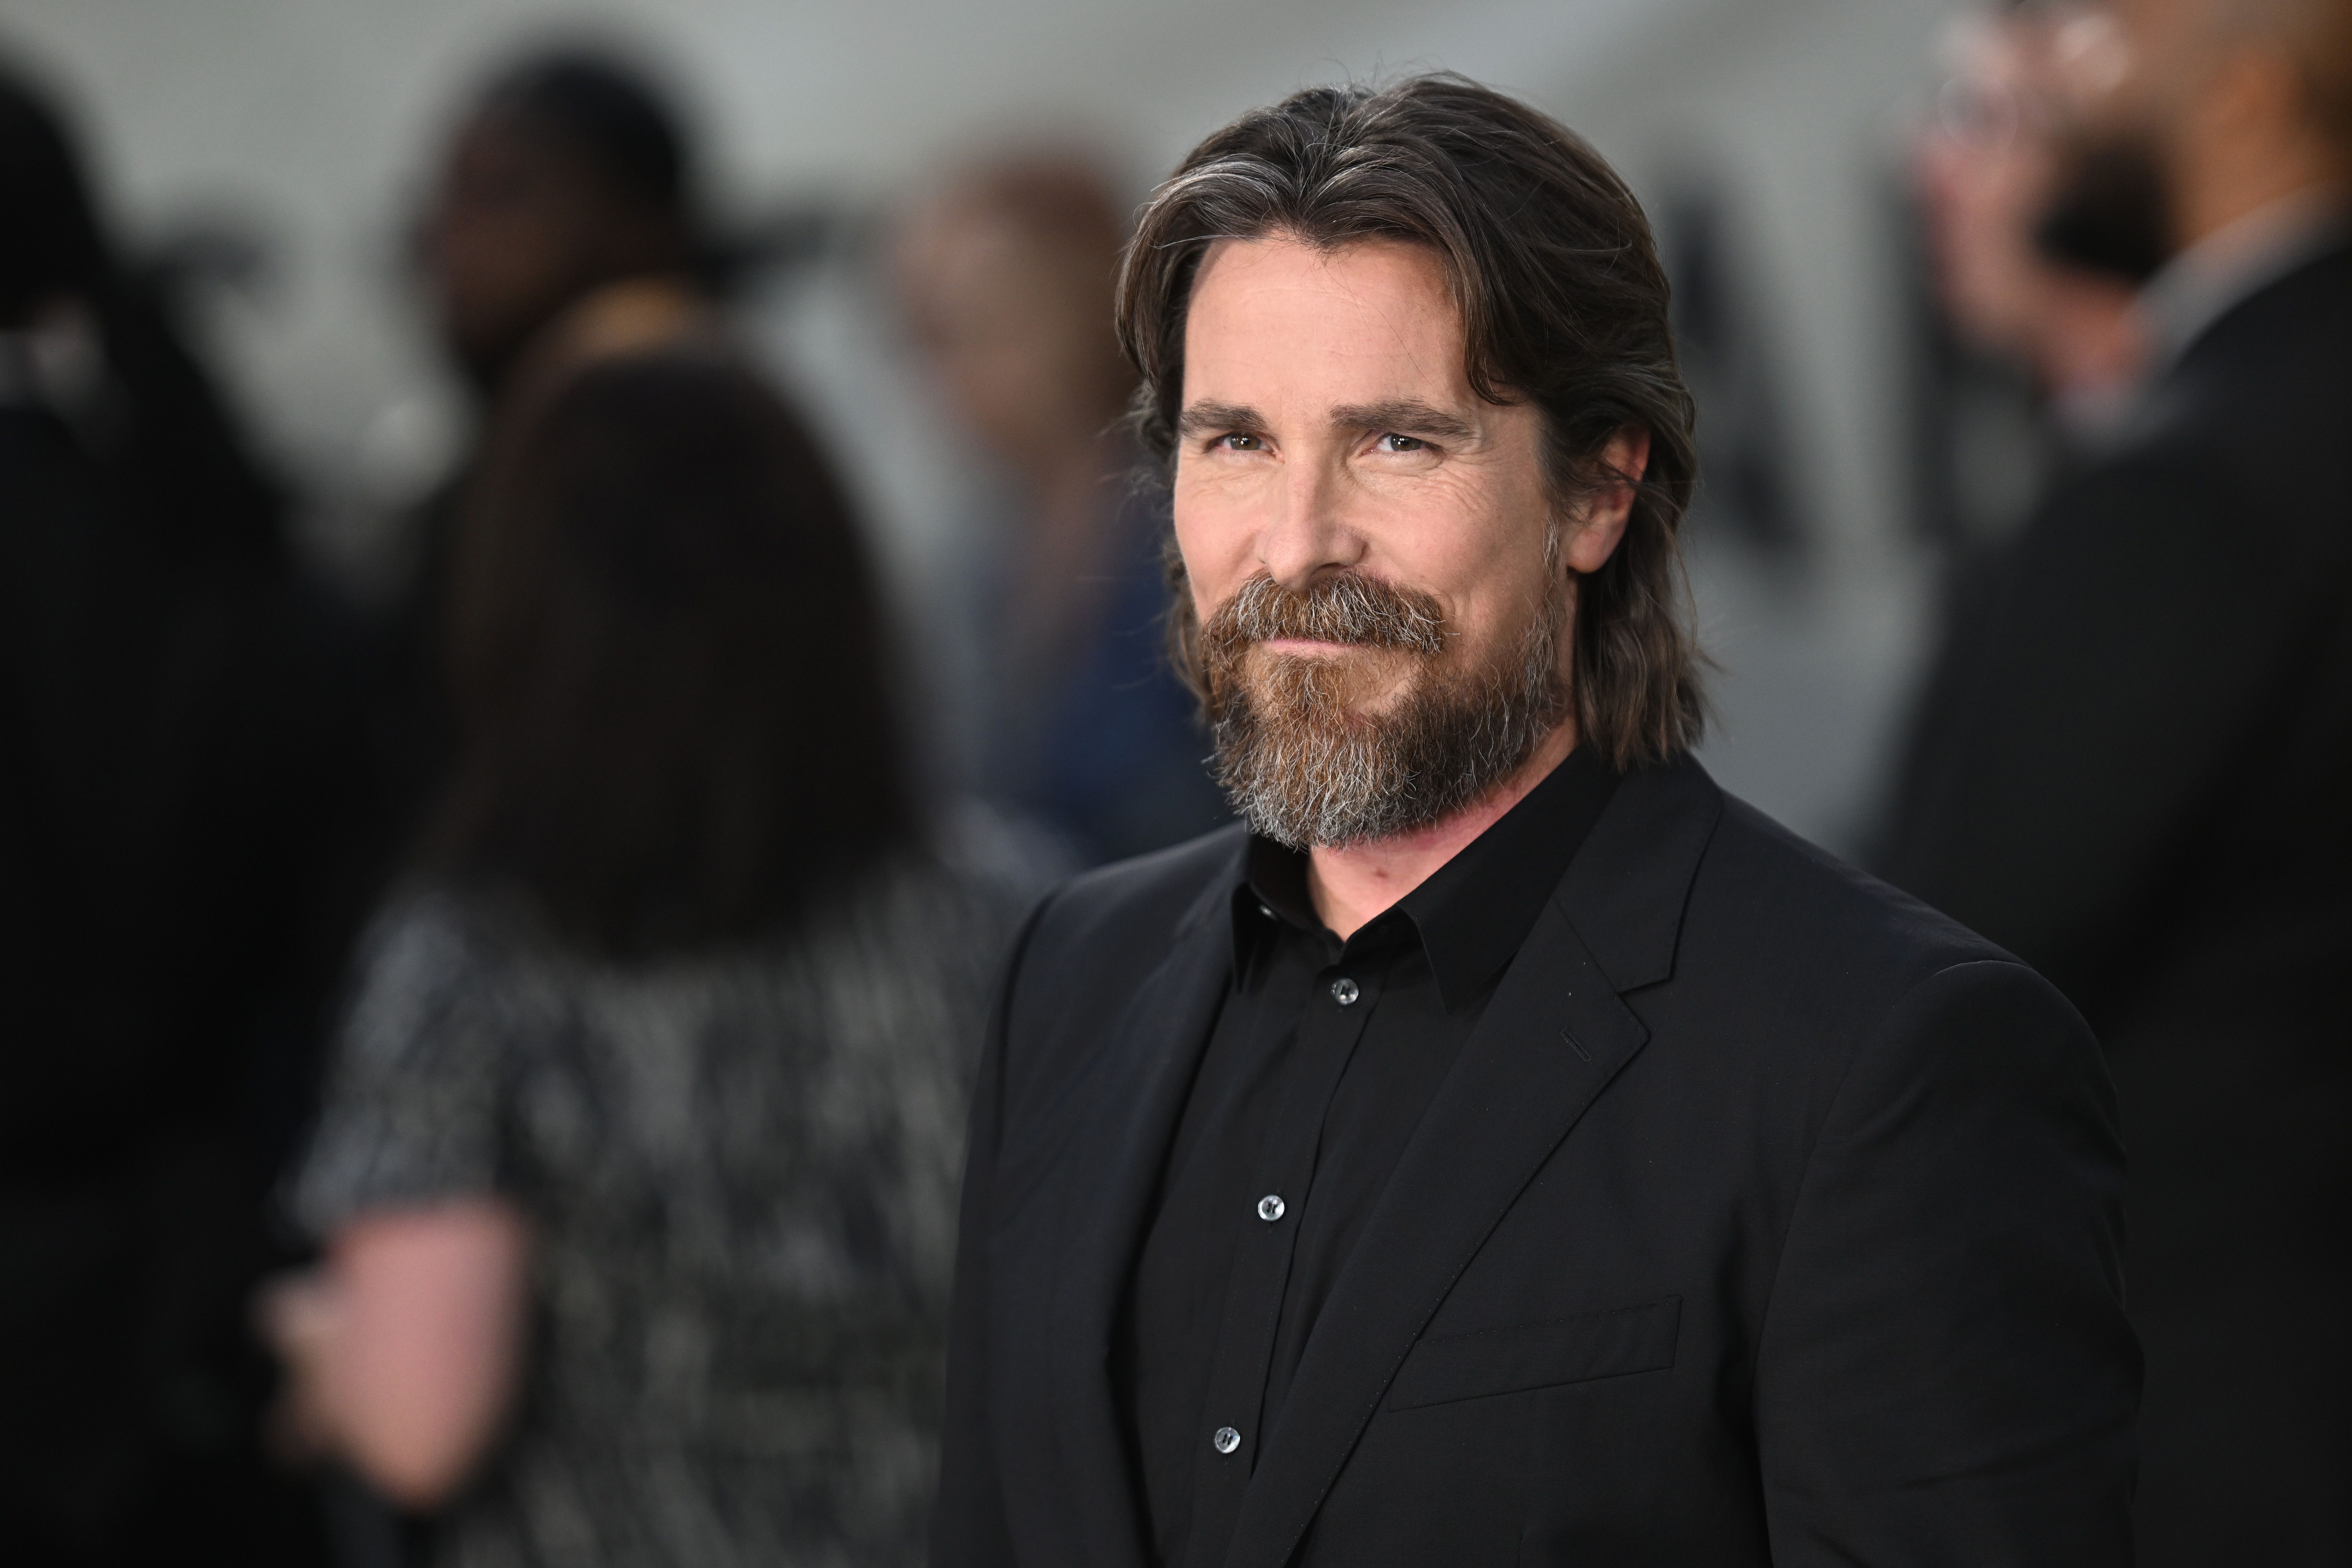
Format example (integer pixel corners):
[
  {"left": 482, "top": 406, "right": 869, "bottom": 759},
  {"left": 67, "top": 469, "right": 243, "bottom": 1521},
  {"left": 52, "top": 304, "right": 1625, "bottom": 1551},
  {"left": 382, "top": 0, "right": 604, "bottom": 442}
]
[{"left": 295, "top": 858, "right": 1018, "bottom": 1568}]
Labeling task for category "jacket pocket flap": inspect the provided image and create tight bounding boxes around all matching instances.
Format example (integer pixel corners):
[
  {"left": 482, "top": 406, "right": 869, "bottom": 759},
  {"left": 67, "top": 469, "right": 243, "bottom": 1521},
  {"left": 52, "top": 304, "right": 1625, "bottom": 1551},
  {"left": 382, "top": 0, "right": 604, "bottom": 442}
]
[{"left": 1385, "top": 1296, "right": 1680, "bottom": 1412}]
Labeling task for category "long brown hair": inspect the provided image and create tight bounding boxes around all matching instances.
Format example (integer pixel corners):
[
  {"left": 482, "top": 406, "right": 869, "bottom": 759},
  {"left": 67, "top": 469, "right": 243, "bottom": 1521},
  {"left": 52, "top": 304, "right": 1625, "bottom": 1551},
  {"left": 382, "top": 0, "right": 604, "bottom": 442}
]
[
  {"left": 1118, "top": 73, "right": 1705, "bottom": 769},
  {"left": 424, "top": 347, "right": 911, "bottom": 959}
]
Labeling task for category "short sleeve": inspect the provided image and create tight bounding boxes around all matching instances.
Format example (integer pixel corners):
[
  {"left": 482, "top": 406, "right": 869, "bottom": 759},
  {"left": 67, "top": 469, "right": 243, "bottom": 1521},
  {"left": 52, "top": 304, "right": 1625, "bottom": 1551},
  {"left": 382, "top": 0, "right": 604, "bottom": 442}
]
[{"left": 292, "top": 888, "right": 534, "bottom": 1236}]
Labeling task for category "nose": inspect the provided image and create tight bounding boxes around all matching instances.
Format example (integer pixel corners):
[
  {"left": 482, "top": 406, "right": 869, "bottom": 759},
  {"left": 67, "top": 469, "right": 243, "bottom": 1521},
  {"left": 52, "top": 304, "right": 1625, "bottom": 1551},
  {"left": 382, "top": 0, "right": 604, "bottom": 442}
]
[{"left": 1256, "top": 453, "right": 1363, "bottom": 592}]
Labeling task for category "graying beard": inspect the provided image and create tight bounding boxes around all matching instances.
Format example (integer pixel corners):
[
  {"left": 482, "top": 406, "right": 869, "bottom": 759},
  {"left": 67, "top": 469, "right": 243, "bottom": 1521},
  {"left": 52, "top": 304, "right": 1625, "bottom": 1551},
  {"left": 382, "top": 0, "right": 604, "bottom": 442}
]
[{"left": 1211, "top": 583, "right": 1567, "bottom": 850}]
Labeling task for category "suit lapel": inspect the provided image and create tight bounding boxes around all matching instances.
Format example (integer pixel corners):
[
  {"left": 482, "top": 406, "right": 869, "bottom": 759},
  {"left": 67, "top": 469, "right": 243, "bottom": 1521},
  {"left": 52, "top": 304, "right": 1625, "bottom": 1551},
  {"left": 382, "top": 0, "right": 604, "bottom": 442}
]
[
  {"left": 1046, "top": 870, "right": 1238, "bottom": 1568},
  {"left": 1221, "top": 759, "right": 1723, "bottom": 1568}
]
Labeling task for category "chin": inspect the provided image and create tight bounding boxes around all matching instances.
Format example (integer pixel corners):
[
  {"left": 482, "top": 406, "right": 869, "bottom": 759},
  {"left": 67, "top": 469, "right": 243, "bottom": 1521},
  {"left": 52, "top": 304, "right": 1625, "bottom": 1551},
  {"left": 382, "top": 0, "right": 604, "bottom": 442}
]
[{"left": 1240, "top": 652, "right": 1417, "bottom": 721}]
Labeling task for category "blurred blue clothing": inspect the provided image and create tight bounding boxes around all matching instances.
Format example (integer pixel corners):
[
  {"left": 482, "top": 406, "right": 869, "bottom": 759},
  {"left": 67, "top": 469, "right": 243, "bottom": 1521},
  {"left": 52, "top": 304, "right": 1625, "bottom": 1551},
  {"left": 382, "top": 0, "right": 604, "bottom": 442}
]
[{"left": 984, "top": 479, "right": 1226, "bottom": 866}]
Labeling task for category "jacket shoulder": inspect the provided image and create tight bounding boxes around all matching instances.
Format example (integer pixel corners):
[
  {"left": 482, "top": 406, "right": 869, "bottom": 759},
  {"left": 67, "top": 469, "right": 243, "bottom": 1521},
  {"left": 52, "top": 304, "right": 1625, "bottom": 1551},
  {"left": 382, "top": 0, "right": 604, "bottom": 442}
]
[
  {"left": 1664, "top": 795, "right": 2103, "bottom": 1153},
  {"left": 1690, "top": 794, "right": 2019, "bottom": 1003},
  {"left": 2177, "top": 241, "right": 2352, "bottom": 408},
  {"left": 2098, "top": 246, "right": 2352, "bottom": 545},
  {"left": 1566, "top": 759, "right": 2025, "bottom": 1028},
  {"left": 1020, "top": 822, "right": 1247, "bottom": 979}
]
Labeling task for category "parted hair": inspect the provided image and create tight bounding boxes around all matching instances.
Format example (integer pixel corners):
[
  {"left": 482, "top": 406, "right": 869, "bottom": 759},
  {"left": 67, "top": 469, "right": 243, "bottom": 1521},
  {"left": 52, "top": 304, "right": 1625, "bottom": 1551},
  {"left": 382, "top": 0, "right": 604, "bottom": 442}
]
[{"left": 1116, "top": 73, "right": 1705, "bottom": 768}]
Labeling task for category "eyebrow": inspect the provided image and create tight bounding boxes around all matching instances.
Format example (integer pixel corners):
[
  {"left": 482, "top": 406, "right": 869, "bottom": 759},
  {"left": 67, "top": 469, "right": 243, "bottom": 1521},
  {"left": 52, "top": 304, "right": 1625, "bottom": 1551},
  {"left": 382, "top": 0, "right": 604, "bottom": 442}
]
[
  {"left": 1176, "top": 398, "right": 1479, "bottom": 443},
  {"left": 1178, "top": 400, "right": 1265, "bottom": 438},
  {"left": 1330, "top": 400, "right": 1479, "bottom": 444}
]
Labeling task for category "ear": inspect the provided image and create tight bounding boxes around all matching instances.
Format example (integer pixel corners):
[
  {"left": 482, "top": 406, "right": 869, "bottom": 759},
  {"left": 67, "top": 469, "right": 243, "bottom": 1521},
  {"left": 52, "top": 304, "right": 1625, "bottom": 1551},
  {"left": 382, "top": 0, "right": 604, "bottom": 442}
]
[{"left": 1563, "top": 426, "right": 1650, "bottom": 575}]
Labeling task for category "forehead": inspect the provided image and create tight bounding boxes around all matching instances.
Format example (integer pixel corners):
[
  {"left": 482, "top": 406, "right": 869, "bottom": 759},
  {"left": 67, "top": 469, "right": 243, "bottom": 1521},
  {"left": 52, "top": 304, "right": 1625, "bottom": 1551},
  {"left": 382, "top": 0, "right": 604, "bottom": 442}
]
[
  {"left": 446, "top": 109, "right": 587, "bottom": 188},
  {"left": 1182, "top": 235, "right": 1470, "bottom": 400},
  {"left": 905, "top": 207, "right": 1074, "bottom": 302}
]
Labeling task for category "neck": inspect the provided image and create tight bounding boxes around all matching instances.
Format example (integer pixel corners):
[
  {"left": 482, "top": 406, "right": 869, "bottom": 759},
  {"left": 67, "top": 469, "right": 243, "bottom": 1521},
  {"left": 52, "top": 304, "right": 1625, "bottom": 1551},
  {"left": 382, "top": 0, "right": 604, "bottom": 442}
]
[{"left": 1305, "top": 719, "right": 1578, "bottom": 941}]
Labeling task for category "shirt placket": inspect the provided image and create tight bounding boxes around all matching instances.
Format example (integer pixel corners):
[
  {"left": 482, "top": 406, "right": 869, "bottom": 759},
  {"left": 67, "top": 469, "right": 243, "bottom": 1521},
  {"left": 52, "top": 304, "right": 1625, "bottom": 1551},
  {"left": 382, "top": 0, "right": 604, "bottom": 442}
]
[{"left": 1177, "top": 946, "right": 1387, "bottom": 1568}]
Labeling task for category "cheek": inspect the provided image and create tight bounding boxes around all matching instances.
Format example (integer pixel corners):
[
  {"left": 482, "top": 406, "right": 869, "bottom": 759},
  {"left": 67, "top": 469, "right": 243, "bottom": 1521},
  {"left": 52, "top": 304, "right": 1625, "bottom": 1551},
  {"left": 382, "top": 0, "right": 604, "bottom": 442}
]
[
  {"left": 1172, "top": 462, "right": 1260, "bottom": 597},
  {"left": 946, "top": 349, "right": 1051, "bottom": 442},
  {"left": 451, "top": 213, "right": 577, "bottom": 304},
  {"left": 1381, "top": 477, "right": 1553, "bottom": 619}
]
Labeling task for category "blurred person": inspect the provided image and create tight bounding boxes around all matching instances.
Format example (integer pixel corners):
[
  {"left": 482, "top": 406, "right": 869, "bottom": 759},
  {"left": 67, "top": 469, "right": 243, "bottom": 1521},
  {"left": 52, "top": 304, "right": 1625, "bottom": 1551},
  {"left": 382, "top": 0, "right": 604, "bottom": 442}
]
[
  {"left": 0, "top": 58, "right": 355, "bottom": 1568},
  {"left": 1881, "top": 0, "right": 2352, "bottom": 1557},
  {"left": 897, "top": 156, "right": 1226, "bottom": 863},
  {"left": 360, "top": 47, "right": 711, "bottom": 905},
  {"left": 266, "top": 344, "right": 1016, "bottom": 1568},
  {"left": 935, "top": 76, "right": 2135, "bottom": 1568},
  {"left": 1905, "top": 3, "right": 2171, "bottom": 557},
  {"left": 420, "top": 48, "right": 699, "bottom": 401},
  {"left": 1915, "top": 4, "right": 2160, "bottom": 433}
]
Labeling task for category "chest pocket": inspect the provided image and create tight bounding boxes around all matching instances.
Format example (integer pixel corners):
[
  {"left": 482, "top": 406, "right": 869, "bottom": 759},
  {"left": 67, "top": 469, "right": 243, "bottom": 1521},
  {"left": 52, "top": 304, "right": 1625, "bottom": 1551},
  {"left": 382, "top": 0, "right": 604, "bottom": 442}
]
[{"left": 1384, "top": 1296, "right": 1680, "bottom": 1412}]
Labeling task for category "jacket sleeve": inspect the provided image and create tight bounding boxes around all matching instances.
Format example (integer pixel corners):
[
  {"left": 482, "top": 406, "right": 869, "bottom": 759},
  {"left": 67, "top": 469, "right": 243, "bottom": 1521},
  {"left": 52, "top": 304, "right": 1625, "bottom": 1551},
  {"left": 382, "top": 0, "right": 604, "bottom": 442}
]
[
  {"left": 931, "top": 893, "right": 1056, "bottom": 1568},
  {"left": 1754, "top": 959, "right": 2137, "bottom": 1567}
]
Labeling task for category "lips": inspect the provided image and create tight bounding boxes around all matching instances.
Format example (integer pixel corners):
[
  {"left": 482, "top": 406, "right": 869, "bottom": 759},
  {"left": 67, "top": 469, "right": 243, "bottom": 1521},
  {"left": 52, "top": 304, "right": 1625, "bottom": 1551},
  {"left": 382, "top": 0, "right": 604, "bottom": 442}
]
[{"left": 1258, "top": 635, "right": 1386, "bottom": 655}]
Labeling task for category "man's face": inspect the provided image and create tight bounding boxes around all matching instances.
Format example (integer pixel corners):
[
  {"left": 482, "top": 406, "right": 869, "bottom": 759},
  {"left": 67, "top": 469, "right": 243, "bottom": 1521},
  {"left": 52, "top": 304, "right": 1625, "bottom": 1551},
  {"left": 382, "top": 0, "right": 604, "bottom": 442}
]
[
  {"left": 1175, "top": 236, "right": 1558, "bottom": 715},
  {"left": 1172, "top": 234, "right": 1626, "bottom": 846},
  {"left": 420, "top": 109, "right": 632, "bottom": 391},
  {"left": 1916, "top": 15, "right": 2074, "bottom": 346},
  {"left": 897, "top": 207, "right": 1125, "bottom": 472}
]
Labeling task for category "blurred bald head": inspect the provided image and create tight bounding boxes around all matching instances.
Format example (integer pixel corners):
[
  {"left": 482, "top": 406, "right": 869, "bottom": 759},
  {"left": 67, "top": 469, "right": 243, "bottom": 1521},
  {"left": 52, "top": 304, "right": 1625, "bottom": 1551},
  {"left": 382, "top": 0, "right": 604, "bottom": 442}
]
[
  {"left": 2222, "top": 0, "right": 2352, "bottom": 152},
  {"left": 2160, "top": 0, "right": 2352, "bottom": 131},
  {"left": 2053, "top": 0, "right": 2352, "bottom": 248}
]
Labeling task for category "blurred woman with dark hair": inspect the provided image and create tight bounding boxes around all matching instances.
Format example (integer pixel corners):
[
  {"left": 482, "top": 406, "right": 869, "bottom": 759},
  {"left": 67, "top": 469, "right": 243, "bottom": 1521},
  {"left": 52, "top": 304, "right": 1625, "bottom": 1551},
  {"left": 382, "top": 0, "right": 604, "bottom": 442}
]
[{"left": 265, "top": 345, "right": 1013, "bottom": 1567}]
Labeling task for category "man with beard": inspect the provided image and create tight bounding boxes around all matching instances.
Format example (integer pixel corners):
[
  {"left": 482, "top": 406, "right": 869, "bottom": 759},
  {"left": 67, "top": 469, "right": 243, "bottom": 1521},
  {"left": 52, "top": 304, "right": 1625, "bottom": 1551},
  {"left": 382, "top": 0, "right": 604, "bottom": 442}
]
[
  {"left": 934, "top": 75, "right": 2136, "bottom": 1568},
  {"left": 1880, "top": 2, "right": 2352, "bottom": 1559}
]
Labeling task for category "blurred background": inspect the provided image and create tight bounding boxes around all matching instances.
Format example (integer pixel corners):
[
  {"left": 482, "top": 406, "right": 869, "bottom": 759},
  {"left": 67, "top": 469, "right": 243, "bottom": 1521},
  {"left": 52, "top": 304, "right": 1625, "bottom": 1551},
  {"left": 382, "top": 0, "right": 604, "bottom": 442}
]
[
  {"left": 0, "top": 0, "right": 1974, "bottom": 854},
  {"left": 25, "top": 0, "right": 2342, "bottom": 1564}
]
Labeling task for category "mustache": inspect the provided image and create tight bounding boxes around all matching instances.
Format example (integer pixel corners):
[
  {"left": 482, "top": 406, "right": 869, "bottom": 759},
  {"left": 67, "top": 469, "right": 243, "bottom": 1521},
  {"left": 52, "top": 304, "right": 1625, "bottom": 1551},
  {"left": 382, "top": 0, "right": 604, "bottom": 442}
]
[{"left": 1202, "top": 573, "right": 1448, "bottom": 657}]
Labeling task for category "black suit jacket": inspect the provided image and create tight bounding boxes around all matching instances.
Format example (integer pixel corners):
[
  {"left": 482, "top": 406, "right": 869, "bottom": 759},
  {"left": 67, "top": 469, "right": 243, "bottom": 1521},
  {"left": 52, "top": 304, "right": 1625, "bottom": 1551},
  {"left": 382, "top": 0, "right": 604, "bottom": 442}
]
[
  {"left": 1880, "top": 243, "right": 2352, "bottom": 1561},
  {"left": 935, "top": 759, "right": 2136, "bottom": 1567}
]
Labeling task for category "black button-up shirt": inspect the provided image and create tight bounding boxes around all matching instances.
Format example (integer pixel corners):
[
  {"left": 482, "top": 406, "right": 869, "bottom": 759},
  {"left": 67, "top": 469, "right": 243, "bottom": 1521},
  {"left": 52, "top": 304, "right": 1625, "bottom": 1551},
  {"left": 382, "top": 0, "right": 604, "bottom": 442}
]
[{"left": 1111, "top": 747, "right": 1620, "bottom": 1568}]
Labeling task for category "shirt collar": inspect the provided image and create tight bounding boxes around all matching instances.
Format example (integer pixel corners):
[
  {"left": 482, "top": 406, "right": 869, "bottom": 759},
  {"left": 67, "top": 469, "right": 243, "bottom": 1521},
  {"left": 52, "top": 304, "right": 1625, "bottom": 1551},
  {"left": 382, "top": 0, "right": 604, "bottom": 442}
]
[
  {"left": 2140, "top": 188, "right": 2350, "bottom": 372},
  {"left": 1230, "top": 746, "right": 1621, "bottom": 1011}
]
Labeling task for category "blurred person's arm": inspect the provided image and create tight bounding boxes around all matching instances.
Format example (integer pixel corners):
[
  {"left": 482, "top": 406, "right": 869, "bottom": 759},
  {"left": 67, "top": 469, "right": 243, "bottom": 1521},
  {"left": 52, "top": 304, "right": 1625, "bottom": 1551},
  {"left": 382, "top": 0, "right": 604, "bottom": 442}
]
[
  {"left": 272, "top": 891, "right": 534, "bottom": 1506},
  {"left": 264, "top": 1198, "right": 529, "bottom": 1510}
]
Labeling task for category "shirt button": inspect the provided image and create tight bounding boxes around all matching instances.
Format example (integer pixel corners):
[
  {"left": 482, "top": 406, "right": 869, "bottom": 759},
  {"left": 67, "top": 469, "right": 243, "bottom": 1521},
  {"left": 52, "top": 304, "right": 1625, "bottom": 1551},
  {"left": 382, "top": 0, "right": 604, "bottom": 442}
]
[
  {"left": 1256, "top": 1194, "right": 1286, "bottom": 1222},
  {"left": 1213, "top": 1426, "right": 1242, "bottom": 1455},
  {"left": 1330, "top": 976, "right": 1360, "bottom": 1005}
]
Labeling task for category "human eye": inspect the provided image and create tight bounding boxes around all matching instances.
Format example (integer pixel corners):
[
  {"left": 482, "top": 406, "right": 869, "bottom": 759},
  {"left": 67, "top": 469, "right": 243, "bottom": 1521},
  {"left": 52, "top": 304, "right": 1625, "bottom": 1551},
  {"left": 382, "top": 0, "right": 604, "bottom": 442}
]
[
  {"left": 1217, "top": 432, "right": 1265, "bottom": 452},
  {"left": 1375, "top": 433, "right": 1429, "bottom": 453}
]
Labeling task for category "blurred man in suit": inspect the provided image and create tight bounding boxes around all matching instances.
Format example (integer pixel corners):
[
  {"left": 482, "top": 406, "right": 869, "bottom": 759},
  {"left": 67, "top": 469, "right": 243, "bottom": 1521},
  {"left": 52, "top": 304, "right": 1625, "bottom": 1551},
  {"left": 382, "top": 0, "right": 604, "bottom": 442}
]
[
  {"left": 1882, "top": 0, "right": 2352, "bottom": 1559},
  {"left": 936, "top": 74, "right": 2136, "bottom": 1568}
]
